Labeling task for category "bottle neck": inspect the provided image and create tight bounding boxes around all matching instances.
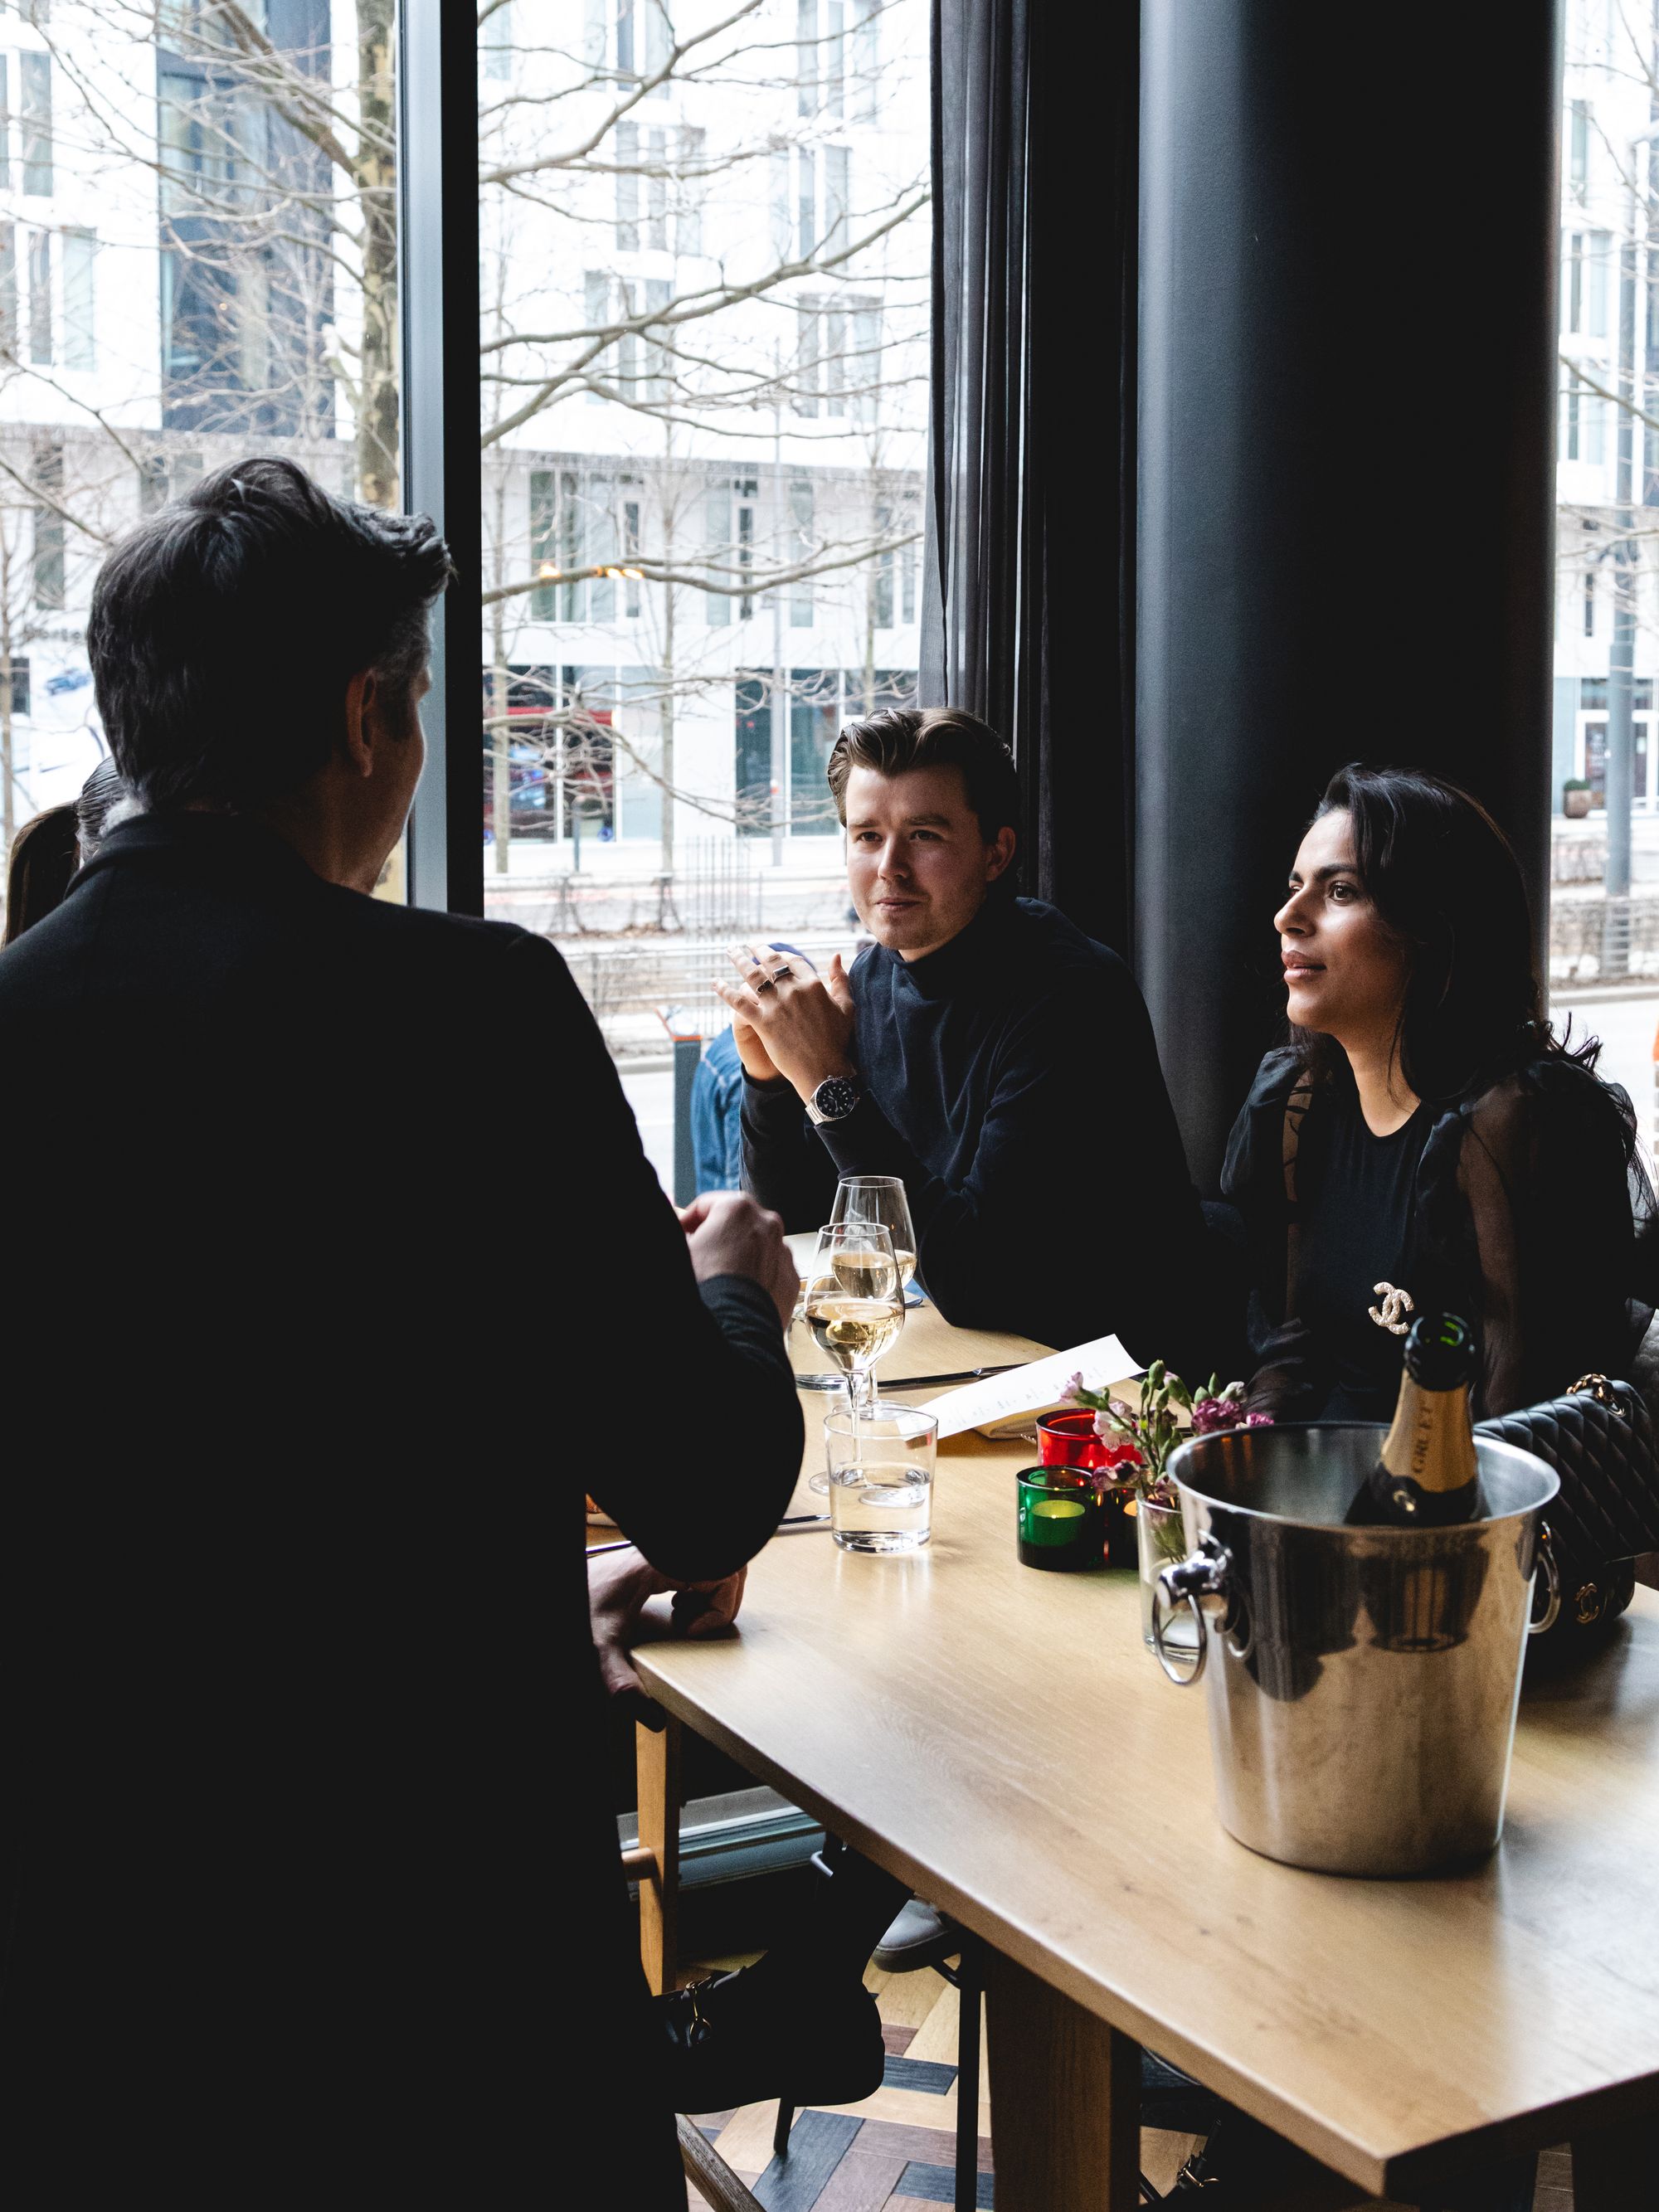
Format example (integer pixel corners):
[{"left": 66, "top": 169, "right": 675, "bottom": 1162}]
[{"left": 1381, "top": 1373, "right": 1477, "bottom": 1498}]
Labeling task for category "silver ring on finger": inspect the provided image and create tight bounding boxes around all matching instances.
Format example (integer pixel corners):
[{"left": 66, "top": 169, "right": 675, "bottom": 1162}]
[
  {"left": 769, "top": 966, "right": 791, "bottom": 984},
  {"left": 752, "top": 973, "right": 776, "bottom": 991}
]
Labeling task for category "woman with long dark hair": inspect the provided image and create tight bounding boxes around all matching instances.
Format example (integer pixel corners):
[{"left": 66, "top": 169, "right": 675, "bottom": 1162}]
[{"left": 1224, "top": 762, "right": 1652, "bottom": 1425}]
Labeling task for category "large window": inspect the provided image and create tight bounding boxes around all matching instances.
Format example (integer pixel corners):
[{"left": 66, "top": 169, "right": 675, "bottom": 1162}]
[
  {"left": 479, "top": 0, "right": 930, "bottom": 1091},
  {"left": 0, "top": 1, "right": 398, "bottom": 907},
  {"left": 1551, "top": 2, "right": 1659, "bottom": 1111}
]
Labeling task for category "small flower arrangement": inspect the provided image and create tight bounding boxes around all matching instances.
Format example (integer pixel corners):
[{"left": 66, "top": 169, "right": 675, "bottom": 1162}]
[{"left": 1061, "top": 1360, "right": 1271, "bottom": 1505}]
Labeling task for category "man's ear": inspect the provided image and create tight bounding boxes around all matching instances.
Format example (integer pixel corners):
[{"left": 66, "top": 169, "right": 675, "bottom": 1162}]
[
  {"left": 343, "top": 668, "right": 380, "bottom": 780},
  {"left": 985, "top": 825, "right": 1017, "bottom": 883}
]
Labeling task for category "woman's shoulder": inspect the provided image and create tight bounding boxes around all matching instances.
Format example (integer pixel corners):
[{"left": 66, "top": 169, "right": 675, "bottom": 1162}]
[
  {"left": 1458, "top": 1049, "right": 1635, "bottom": 1142},
  {"left": 1240, "top": 1043, "right": 1307, "bottom": 1110},
  {"left": 1221, "top": 1046, "right": 1308, "bottom": 1201}
]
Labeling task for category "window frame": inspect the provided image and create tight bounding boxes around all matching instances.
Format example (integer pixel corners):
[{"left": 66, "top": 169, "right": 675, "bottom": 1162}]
[{"left": 399, "top": 0, "right": 484, "bottom": 916}]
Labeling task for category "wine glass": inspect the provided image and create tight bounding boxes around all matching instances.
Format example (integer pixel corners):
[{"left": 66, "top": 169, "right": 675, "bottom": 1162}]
[
  {"left": 800, "top": 1222, "right": 907, "bottom": 1491},
  {"left": 830, "top": 1177, "right": 917, "bottom": 1295}
]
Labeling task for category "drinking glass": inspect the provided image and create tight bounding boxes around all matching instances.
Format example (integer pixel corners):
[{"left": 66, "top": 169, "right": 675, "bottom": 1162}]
[
  {"left": 800, "top": 1222, "right": 906, "bottom": 1490},
  {"left": 830, "top": 1177, "right": 918, "bottom": 1292},
  {"left": 825, "top": 1405, "right": 936, "bottom": 1553}
]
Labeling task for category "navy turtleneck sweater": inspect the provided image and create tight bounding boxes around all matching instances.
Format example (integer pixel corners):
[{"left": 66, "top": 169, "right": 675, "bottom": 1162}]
[{"left": 741, "top": 894, "right": 1206, "bottom": 1364}]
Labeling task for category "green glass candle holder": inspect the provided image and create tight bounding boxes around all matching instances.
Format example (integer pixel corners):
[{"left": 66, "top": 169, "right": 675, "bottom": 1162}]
[{"left": 1016, "top": 1466, "right": 1108, "bottom": 1572}]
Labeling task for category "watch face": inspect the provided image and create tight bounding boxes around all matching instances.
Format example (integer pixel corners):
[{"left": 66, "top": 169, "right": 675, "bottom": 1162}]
[{"left": 812, "top": 1077, "right": 860, "bottom": 1121}]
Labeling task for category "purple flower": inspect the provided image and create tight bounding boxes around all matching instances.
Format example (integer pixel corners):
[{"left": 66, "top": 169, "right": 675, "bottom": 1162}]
[
  {"left": 1189, "top": 1397, "right": 1233, "bottom": 1436},
  {"left": 1245, "top": 1411, "right": 1275, "bottom": 1428}
]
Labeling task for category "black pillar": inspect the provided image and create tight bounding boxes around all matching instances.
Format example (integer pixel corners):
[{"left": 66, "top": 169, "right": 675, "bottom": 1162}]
[{"left": 1136, "top": 2, "right": 1561, "bottom": 1188}]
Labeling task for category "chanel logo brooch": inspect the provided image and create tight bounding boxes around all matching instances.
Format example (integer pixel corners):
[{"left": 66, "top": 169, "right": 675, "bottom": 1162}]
[{"left": 1369, "top": 1282, "right": 1415, "bottom": 1336}]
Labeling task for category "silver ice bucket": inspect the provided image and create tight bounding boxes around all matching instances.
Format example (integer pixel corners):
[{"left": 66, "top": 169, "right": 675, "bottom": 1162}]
[{"left": 1152, "top": 1425, "right": 1559, "bottom": 1877}]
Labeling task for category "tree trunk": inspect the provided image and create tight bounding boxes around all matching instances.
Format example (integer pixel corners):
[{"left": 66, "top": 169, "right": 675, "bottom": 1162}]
[
  {"left": 356, "top": 0, "right": 399, "bottom": 509},
  {"left": 660, "top": 566, "right": 676, "bottom": 878}
]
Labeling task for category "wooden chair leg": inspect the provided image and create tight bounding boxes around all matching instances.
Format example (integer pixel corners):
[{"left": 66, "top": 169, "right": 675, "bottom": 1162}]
[
  {"left": 954, "top": 1959, "right": 982, "bottom": 2212},
  {"left": 1571, "top": 2115, "right": 1647, "bottom": 2210},
  {"left": 636, "top": 1713, "right": 681, "bottom": 1996},
  {"left": 984, "top": 1947, "right": 1140, "bottom": 2212},
  {"left": 678, "top": 2114, "right": 768, "bottom": 2212}
]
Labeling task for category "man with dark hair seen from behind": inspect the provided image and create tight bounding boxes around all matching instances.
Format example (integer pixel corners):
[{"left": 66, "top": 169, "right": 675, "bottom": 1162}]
[
  {"left": 723, "top": 706, "right": 1204, "bottom": 1364},
  {"left": 0, "top": 458, "right": 802, "bottom": 2203}
]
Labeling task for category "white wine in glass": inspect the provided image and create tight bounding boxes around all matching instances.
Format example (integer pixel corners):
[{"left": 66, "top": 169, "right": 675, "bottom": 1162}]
[
  {"left": 801, "top": 1222, "right": 905, "bottom": 1491},
  {"left": 830, "top": 1177, "right": 917, "bottom": 1291}
]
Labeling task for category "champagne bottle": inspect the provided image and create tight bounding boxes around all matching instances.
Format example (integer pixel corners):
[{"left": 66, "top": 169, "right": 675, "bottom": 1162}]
[{"left": 1347, "top": 1311, "right": 1481, "bottom": 1528}]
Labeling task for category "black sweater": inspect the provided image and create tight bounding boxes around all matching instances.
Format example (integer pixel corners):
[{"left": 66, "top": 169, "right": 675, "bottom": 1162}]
[{"left": 742, "top": 894, "right": 1205, "bottom": 1364}]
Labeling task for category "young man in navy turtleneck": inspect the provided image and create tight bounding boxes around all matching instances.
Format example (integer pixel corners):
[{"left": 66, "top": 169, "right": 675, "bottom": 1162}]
[{"left": 719, "top": 705, "right": 1206, "bottom": 1365}]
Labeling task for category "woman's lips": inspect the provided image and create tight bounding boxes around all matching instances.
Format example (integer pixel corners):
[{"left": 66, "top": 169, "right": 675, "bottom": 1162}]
[{"left": 1283, "top": 961, "right": 1324, "bottom": 980}]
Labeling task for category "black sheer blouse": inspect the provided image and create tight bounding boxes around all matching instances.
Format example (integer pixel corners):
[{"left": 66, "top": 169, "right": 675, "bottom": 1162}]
[{"left": 1221, "top": 1045, "right": 1654, "bottom": 1422}]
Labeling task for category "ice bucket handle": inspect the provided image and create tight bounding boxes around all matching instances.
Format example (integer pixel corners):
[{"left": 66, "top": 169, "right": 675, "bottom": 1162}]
[{"left": 1151, "top": 1535, "right": 1233, "bottom": 1686}]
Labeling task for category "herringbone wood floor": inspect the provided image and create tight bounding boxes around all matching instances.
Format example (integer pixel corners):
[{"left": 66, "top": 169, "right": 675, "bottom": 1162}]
[{"left": 680, "top": 1953, "right": 1578, "bottom": 2210}]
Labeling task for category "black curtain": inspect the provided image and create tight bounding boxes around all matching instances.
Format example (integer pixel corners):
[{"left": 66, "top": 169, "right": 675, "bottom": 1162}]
[
  {"left": 1135, "top": 2, "right": 1561, "bottom": 1188},
  {"left": 922, "top": 0, "right": 1141, "bottom": 951}
]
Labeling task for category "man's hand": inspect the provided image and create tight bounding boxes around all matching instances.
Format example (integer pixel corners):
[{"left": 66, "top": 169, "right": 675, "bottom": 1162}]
[
  {"left": 679, "top": 1189, "right": 797, "bottom": 1326},
  {"left": 714, "top": 946, "right": 858, "bottom": 1106},
  {"left": 588, "top": 1545, "right": 747, "bottom": 1728}
]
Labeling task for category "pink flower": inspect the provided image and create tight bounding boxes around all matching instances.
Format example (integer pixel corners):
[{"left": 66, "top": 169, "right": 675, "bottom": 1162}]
[
  {"left": 1189, "top": 1397, "right": 1234, "bottom": 1436},
  {"left": 1059, "top": 1372, "right": 1086, "bottom": 1406},
  {"left": 1245, "top": 1412, "right": 1275, "bottom": 1428}
]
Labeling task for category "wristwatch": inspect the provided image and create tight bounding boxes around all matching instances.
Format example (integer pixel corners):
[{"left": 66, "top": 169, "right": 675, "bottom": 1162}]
[{"left": 805, "top": 1073, "right": 863, "bottom": 1125}]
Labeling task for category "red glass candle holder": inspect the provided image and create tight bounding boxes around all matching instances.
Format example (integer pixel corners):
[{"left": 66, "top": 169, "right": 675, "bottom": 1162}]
[{"left": 1037, "top": 1408, "right": 1133, "bottom": 1474}]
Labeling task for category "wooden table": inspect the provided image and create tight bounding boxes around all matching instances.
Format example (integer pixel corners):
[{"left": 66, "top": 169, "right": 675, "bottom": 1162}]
[{"left": 630, "top": 1309, "right": 1659, "bottom": 2210}]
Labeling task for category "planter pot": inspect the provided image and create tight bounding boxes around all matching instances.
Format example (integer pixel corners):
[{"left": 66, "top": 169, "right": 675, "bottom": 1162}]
[{"left": 1564, "top": 788, "right": 1592, "bottom": 819}]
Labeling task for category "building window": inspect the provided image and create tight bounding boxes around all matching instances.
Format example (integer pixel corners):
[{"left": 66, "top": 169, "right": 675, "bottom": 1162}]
[
  {"left": 737, "top": 476, "right": 756, "bottom": 619},
  {"left": 615, "top": 123, "right": 639, "bottom": 250},
  {"left": 0, "top": 223, "right": 15, "bottom": 354},
  {"left": 1565, "top": 231, "right": 1584, "bottom": 333},
  {"left": 1584, "top": 569, "right": 1596, "bottom": 638},
  {"left": 873, "top": 503, "right": 894, "bottom": 627},
  {"left": 1566, "top": 370, "right": 1581, "bottom": 460},
  {"left": 20, "top": 50, "right": 50, "bottom": 197},
  {"left": 530, "top": 469, "right": 557, "bottom": 619},
  {"left": 622, "top": 485, "right": 642, "bottom": 616},
  {"left": 27, "top": 227, "right": 49, "bottom": 364},
  {"left": 482, "top": 0, "right": 513, "bottom": 80},
  {"left": 31, "top": 437, "right": 62, "bottom": 610},
  {"left": 1570, "top": 98, "right": 1589, "bottom": 201},
  {"left": 675, "top": 129, "right": 703, "bottom": 255},
  {"left": 645, "top": 127, "right": 667, "bottom": 249},
  {"left": 1588, "top": 231, "right": 1611, "bottom": 338},
  {"left": 789, "top": 479, "right": 814, "bottom": 626},
  {"left": 62, "top": 226, "right": 94, "bottom": 369},
  {"left": 704, "top": 480, "right": 730, "bottom": 625},
  {"left": 851, "top": 299, "right": 880, "bottom": 422}
]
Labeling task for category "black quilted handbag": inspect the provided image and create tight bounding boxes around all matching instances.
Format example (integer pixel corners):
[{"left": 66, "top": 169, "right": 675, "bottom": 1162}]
[{"left": 1476, "top": 1375, "right": 1659, "bottom": 1640}]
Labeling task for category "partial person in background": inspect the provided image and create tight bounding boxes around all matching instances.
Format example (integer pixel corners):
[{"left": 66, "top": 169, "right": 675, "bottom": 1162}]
[
  {"left": 2, "top": 758, "right": 139, "bottom": 945},
  {"left": 723, "top": 707, "right": 1210, "bottom": 1370},
  {"left": 691, "top": 1023, "right": 746, "bottom": 1192}
]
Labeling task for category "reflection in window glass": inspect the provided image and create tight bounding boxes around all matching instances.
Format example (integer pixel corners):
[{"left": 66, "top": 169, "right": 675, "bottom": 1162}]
[
  {"left": 479, "top": 0, "right": 930, "bottom": 1085},
  {"left": 0, "top": 2, "right": 400, "bottom": 916}
]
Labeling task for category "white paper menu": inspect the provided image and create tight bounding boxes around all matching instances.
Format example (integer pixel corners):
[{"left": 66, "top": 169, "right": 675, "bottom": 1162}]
[{"left": 921, "top": 1334, "right": 1141, "bottom": 1441}]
